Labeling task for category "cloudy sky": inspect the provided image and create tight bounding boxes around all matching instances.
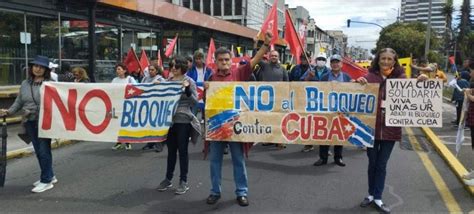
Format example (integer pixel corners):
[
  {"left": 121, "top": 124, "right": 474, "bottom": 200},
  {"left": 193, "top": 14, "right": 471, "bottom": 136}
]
[{"left": 285, "top": 0, "right": 466, "bottom": 52}]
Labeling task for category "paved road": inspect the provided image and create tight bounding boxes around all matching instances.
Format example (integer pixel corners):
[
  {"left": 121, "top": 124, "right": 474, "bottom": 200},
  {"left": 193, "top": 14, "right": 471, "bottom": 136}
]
[
  {"left": 0, "top": 127, "right": 473, "bottom": 213},
  {"left": 430, "top": 100, "right": 474, "bottom": 171}
]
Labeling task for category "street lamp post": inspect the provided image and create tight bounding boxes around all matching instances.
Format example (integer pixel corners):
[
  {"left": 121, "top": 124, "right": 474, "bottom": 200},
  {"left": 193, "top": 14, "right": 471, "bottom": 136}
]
[{"left": 424, "top": 0, "right": 432, "bottom": 58}]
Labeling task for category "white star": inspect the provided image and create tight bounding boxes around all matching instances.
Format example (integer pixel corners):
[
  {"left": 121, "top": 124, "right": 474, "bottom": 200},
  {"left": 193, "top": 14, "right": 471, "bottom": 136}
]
[
  {"left": 127, "top": 88, "right": 135, "bottom": 95},
  {"left": 344, "top": 124, "right": 353, "bottom": 132}
]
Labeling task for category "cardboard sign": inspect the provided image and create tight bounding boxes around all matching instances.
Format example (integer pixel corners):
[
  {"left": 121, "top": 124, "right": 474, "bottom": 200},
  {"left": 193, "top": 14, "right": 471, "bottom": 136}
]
[{"left": 385, "top": 79, "right": 443, "bottom": 127}]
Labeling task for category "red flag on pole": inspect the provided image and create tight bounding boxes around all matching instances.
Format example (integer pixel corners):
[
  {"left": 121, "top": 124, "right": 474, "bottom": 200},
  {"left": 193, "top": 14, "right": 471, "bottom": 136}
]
[
  {"left": 284, "top": 10, "right": 303, "bottom": 64},
  {"left": 206, "top": 38, "right": 216, "bottom": 69},
  {"left": 124, "top": 47, "right": 141, "bottom": 74},
  {"left": 157, "top": 49, "right": 163, "bottom": 67},
  {"left": 164, "top": 35, "right": 178, "bottom": 57},
  {"left": 260, "top": 0, "right": 279, "bottom": 45},
  {"left": 139, "top": 49, "right": 150, "bottom": 76}
]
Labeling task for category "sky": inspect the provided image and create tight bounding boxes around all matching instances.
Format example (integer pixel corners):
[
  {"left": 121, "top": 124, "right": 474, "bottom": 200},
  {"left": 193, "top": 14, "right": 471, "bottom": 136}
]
[{"left": 285, "top": 0, "right": 466, "bottom": 52}]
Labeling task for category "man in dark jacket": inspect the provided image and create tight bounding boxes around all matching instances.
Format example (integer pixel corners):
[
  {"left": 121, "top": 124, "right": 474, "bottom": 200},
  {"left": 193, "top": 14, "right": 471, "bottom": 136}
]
[{"left": 313, "top": 54, "right": 351, "bottom": 167}]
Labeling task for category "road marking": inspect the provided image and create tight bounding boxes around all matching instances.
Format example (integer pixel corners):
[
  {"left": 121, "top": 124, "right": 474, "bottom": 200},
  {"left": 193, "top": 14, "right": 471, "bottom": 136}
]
[{"left": 405, "top": 127, "right": 462, "bottom": 212}]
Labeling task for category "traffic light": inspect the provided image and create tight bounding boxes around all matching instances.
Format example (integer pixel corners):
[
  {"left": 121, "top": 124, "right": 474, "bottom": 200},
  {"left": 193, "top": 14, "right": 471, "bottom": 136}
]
[{"left": 347, "top": 19, "right": 351, "bottom": 27}]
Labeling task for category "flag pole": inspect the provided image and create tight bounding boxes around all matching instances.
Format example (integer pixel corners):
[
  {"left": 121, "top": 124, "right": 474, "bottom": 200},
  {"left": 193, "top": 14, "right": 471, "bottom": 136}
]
[{"left": 285, "top": 9, "right": 311, "bottom": 65}]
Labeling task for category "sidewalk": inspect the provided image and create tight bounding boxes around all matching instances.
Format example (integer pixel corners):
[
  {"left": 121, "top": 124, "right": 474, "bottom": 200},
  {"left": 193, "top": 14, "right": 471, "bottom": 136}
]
[{"left": 4, "top": 123, "right": 76, "bottom": 159}]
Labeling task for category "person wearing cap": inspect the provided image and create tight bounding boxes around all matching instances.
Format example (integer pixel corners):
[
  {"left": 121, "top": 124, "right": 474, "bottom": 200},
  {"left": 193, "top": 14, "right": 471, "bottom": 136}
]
[
  {"left": 0, "top": 55, "right": 58, "bottom": 193},
  {"left": 313, "top": 54, "right": 351, "bottom": 167},
  {"left": 299, "top": 53, "right": 331, "bottom": 152}
]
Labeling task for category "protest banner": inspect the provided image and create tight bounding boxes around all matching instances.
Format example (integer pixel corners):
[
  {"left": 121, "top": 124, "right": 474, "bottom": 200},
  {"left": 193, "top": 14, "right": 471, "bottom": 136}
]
[
  {"left": 205, "top": 82, "right": 379, "bottom": 147},
  {"left": 38, "top": 82, "right": 182, "bottom": 143},
  {"left": 385, "top": 79, "right": 443, "bottom": 127}
]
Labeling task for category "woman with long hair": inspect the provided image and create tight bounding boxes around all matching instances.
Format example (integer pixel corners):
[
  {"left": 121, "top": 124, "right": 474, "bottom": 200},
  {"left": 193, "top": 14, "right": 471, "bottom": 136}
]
[
  {"left": 355, "top": 48, "right": 405, "bottom": 213},
  {"left": 72, "top": 67, "right": 90, "bottom": 83},
  {"left": 0, "top": 55, "right": 57, "bottom": 193},
  {"left": 111, "top": 63, "right": 136, "bottom": 150},
  {"left": 156, "top": 56, "right": 199, "bottom": 195}
]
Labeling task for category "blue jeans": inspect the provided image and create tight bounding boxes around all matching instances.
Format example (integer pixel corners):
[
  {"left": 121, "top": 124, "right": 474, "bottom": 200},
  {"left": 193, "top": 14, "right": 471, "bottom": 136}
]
[
  {"left": 367, "top": 140, "right": 395, "bottom": 200},
  {"left": 209, "top": 142, "right": 248, "bottom": 197},
  {"left": 24, "top": 120, "right": 54, "bottom": 183}
]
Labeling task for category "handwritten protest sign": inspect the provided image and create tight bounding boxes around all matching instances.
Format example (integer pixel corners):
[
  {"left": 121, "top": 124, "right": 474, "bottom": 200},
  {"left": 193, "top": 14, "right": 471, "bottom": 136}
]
[
  {"left": 205, "top": 82, "right": 379, "bottom": 147},
  {"left": 38, "top": 82, "right": 182, "bottom": 143},
  {"left": 385, "top": 79, "right": 443, "bottom": 127}
]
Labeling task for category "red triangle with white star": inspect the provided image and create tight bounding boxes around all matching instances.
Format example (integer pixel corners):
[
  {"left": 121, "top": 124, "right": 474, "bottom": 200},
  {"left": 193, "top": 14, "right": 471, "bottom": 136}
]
[{"left": 124, "top": 85, "right": 144, "bottom": 99}]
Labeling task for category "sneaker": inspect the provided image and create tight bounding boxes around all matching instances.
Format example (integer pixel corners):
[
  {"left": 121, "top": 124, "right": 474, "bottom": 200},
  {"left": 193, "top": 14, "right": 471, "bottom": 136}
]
[
  {"left": 155, "top": 143, "right": 163, "bottom": 153},
  {"left": 112, "top": 143, "right": 123, "bottom": 150},
  {"left": 157, "top": 179, "right": 172, "bottom": 191},
  {"left": 31, "top": 182, "right": 54, "bottom": 193},
  {"left": 142, "top": 144, "right": 154, "bottom": 150},
  {"left": 33, "top": 176, "right": 58, "bottom": 187},
  {"left": 462, "top": 171, "right": 474, "bottom": 180},
  {"left": 301, "top": 145, "right": 314, "bottom": 152},
  {"left": 125, "top": 143, "right": 132, "bottom": 150},
  {"left": 206, "top": 194, "right": 221, "bottom": 204},
  {"left": 175, "top": 181, "right": 189, "bottom": 195},
  {"left": 464, "top": 178, "right": 474, "bottom": 186}
]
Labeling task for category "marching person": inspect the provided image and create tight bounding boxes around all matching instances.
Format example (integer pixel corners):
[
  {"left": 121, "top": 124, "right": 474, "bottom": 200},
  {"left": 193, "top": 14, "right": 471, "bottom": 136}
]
[
  {"left": 72, "top": 67, "right": 90, "bottom": 83},
  {"left": 141, "top": 63, "right": 166, "bottom": 152},
  {"left": 299, "top": 53, "right": 330, "bottom": 152},
  {"left": 255, "top": 47, "right": 288, "bottom": 150},
  {"left": 204, "top": 32, "right": 272, "bottom": 207},
  {"left": 462, "top": 61, "right": 474, "bottom": 186},
  {"left": 0, "top": 55, "right": 57, "bottom": 193},
  {"left": 111, "top": 63, "right": 137, "bottom": 151},
  {"left": 156, "top": 56, "right": 199, "bottom": 195},
  {"left": 355, "top": 48, "right": 407, "bottom": 213},
  {"left": 312, "top": 54, "right": 351, "bottom": 167}
]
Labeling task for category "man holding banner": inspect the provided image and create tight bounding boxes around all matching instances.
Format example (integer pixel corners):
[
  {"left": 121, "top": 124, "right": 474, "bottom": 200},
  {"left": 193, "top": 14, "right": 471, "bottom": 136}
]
[
  {"left": 205, "top": 32, "right": 272, "bottom": 207},
  {"left": 313, "top": 54, "right": 352, "bottom": 167}
]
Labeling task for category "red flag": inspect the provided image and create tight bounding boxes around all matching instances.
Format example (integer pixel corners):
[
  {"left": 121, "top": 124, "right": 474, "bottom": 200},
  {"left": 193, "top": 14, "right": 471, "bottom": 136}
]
[
  {"left": 284, "top": 10, "right": 303, "bottom": 64},
  {"left": 139, "top": 49, "right": 150, "bottom": 75},
  {"left": 157, "top": 50, "right": 163, "bottom": 67},
  {"left": 164, "top": 35, "right": 178, "bottom": 57},
  {"left": 124, "top": 48, "right": 141, "bottom": 74},
  {"left": 206, "top": 38, "right": 216, "bottom": 69},
  {"left": 260, "top": 0, "right": 279, "bottom": 45},
  {"left": 449, "top": 56, "right": 455, "bottom": 65},
  {"left": 342, "top": 57, "right": 368, "bottom": 79}
]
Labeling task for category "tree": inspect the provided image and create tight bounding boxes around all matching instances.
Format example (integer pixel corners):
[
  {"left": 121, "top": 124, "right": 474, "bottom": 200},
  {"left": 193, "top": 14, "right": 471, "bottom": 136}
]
[
  {"left": 373, "top": 22, "right": 441, "bottom": 61},
  {"left": 441, "top": 0, "right": 454, "bottom": 50},
  {"left": 456, "top": 0, "right": 472, "bottom": 60}
]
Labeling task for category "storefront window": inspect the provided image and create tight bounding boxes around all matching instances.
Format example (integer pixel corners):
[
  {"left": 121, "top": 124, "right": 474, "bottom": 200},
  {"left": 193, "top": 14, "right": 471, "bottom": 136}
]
[{"left": 0, "top": 10, "right": 25, "bottom": 85}]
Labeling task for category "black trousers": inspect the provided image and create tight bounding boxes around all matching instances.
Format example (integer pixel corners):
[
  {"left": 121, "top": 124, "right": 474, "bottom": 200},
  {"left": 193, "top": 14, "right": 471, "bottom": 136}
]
[
  {"left": 319, "top": 145, "right": 343, "bottom": 160},
  {"left": 456, "top": 100, "right": 463, "bottom": 125},
  {"left": 470, "top": 127, "right": 474, "bottom": 150},
  {"left": 165, "top": 123, "right": 192, "bottom": 182}
]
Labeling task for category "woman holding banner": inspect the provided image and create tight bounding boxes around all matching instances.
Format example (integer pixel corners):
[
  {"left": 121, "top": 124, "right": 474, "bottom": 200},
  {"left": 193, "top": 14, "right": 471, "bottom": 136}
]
[
  {"left": 156, "top": 56, "right": 200, "bottom": 195},
  {"left": 111, "top": 63, "right": 137, "bottom": 150},
  {"left": 141, "top": 63, "right": 166, "bottom": 152},
  {"left": 355, "top": 48, "right": 405, "bottom": 213},
  {"left": 0, "top": 55, "right": 57, "bottom": 193}
]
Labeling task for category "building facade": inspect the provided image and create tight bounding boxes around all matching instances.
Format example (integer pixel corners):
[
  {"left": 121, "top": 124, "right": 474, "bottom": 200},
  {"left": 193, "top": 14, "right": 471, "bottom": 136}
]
[
  {"left": 0, "top": 0, "right": 257, "bottom": 86},
  {"left": 400, "top": 0, "right": 447, "bottom": 35}
]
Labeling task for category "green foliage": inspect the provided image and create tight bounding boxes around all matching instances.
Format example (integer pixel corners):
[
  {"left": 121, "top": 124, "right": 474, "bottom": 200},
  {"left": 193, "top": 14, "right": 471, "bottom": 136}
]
[
  {"left": 459, "top": 32, "right": 474, "bottom": 59},
  {"left": 374, "top": 22, "right": 441, "bottom": 59}
]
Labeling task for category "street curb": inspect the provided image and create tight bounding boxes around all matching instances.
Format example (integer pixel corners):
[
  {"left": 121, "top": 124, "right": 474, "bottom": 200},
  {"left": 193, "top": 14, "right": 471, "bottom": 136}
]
[
  {"left": 6, "top": 139, "right": 78, "bottom": 160},
  {"left": 421, "top": 127, "right": 474, "bottom": 196}
]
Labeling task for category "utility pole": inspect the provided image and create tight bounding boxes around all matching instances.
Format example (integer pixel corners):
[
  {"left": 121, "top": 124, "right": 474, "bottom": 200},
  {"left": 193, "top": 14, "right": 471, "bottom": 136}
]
[{"left": 424, "top": 0, "right": 432, "bottom": 58}]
